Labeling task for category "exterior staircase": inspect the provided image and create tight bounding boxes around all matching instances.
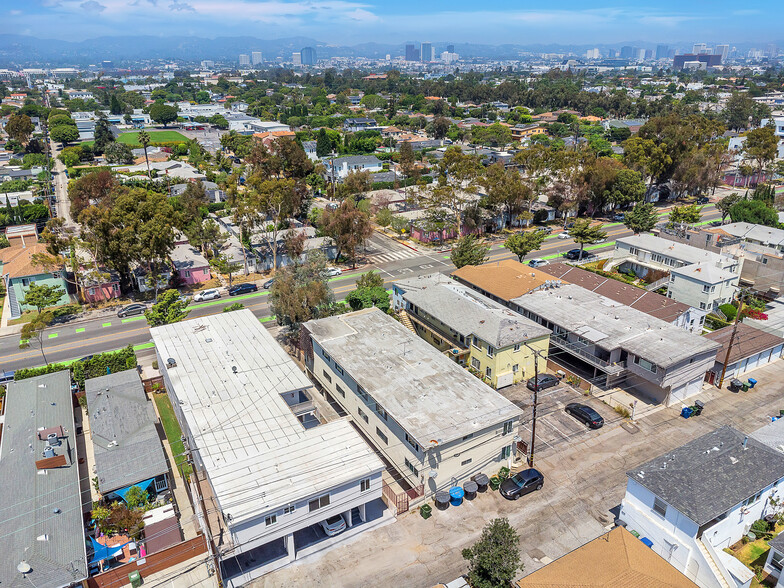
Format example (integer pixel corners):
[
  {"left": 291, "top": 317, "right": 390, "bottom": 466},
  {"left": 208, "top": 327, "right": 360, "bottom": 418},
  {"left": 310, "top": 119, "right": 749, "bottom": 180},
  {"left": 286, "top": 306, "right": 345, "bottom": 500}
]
[
  {"left": 6, "top": 280, "right": 20, "bottom": 319},
  {"left": 696, "top": 537, "right": 732, "bottom": 588},
  {"left": 397, "top": 310, "right": 416, "bottom": 333},
  {"left": 645, "top": 275, "right": 672, "bottom": 292}
]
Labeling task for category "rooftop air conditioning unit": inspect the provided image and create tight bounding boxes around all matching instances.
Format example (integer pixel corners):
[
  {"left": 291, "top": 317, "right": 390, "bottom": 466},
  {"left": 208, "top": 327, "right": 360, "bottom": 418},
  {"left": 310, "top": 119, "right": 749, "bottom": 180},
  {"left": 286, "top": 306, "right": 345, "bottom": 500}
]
[
  {"left": 42, "top": 446, "right": 56, "bottom": 459},
  {"left": 47, "top": 433, "right": 61, "bottom": 446},
  {"left": 166, "top": 358, "right": 177, "bottom": 368}
]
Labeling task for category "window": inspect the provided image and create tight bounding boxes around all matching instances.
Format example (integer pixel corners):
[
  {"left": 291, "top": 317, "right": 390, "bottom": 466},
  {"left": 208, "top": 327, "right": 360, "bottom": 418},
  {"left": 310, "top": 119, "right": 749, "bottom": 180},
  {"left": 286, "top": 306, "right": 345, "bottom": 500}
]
[
  {"left": 743, "top": 491, "right": 764, "bottom": 507},
  {"left": 461, "top": 458, "right": 473, "bottom": 466},
  {"left": 283, "top": 505, "right": 295, "bottom": 515},
  {"left": 463, "top": 433, "right": 474, "bottom": 441},
  {"left": 376, "top": 403, "right": 388, "bottom": 421},
  {"left": 501, "top": 445, "right": 512, "bottom": 459},
  {"left": 308, "top": 494, "right": 330, "bottom": 512},
  {"left": 432, "top": 336, "right": 442, "bottom": 346},
  {"left": 336, "top": 384, "right": 345, "bottom": 398},
  {"left": 322, "top": 369, "right": 332, "bottom": 383},
  {"left": 184, "top": 270, "right": 191, "bottom": 278},
  {"left": 376, "top": 427, "right": 388, "bottom": 445},
  {"left": 485, "top": 366, "right": 492, "bottom": 378},
  {"left": 487, "top": 345, "right": 495, "bottom": 358},
  {"left": 323, "top": 351, "right": 331, "bottom": 363},
  {"left": 358, "top": 407, "right": 369, "bottom": 423},
  {"left": 357, "top": 386, "right": 369, "bottom": 402},
  {"left": 334, "top": 363, "right": 344, "bottom": 376},
  {"left": 21, "top": 278, "right": 30, "bottom": 287},
  {"left": 472, "top": 336, "right": 481, "bottom": 349},
  {"left": 51, "top": 272, "right": 60, "bottom": 279},
  {"left": 771, "top": 551, "right": 784, "bottom": 571},
  {"left": 512, "top": 364, "right": 519, "bottom": 373},
  {"left": 503, "top": 420, "right": 514, "bottom": 435},
  {"left": 699, "top": 302, "right": 706, "bottom": 310},
  {"left": 360, "top": 478, "right": 371, "bottom": 492},
  {"left": 653, "top": 497, "right": 668, "bottom": 517},
  {"left": 471, "top": 357, "right": 481, "bottom": 370},
  {"left": 404, "top": 457, "right": 419, "bottom": 476},
  {"left": 89, "top": 288, "right": 96, "bottom": 296},
  {"left": 265, "top": 514, "right": 277, "bottom": 526},
  {"left": 633, "top": 356, "right": 657, "bottom": 373},
  {"left": 513, "top": 343, "right": 521, "bottom": 352},
  {"left": 405, "top": 433, "right": 420, "bottom": 452}
]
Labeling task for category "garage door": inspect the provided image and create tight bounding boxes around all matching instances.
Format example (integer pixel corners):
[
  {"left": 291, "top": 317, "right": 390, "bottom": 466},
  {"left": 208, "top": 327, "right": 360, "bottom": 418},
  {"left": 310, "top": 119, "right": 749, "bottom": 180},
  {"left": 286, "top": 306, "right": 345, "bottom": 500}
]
[
  {"left": 669, "top": 378, "right": 702, "bottom": 405},
  {"left": 496, "top": 371, "right": 514, "bottom": 389}
]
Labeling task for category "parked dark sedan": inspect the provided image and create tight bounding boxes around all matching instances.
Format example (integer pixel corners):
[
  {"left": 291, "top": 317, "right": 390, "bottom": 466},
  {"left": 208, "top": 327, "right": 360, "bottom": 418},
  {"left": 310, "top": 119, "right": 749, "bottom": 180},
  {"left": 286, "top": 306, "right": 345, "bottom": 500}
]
[
  {"left": 526, "top": 374, "right": 559, "bottom": 391},
  {"left": 500, "top": 468, "right": 544, "bottom": 500},
  {"left": 564, "top": 248, "right": 590, "bottom": 260},
  {"left": 263, "top": 278, "right": 275, "bottom": 289},
  {"left": 117, "top": 303, "right": 146, "bottom": 318},
  {"left": 228, "top": 282, "right": 258, "bottom": 296},
  {"left": 565, "top": 402, "right": 604, "bottom": 429}
]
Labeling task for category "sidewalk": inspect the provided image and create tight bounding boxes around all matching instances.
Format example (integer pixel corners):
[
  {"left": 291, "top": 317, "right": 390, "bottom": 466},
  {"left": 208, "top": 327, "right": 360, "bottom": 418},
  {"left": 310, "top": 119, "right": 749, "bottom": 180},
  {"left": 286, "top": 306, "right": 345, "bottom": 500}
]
[{"left": 0, "top": 294, "right": 21, "bottom": 337}]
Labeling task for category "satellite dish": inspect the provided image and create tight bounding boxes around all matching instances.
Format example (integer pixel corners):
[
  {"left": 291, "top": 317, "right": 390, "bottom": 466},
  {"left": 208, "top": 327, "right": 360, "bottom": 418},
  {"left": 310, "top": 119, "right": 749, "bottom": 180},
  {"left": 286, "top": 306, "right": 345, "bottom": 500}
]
[{"left": 17, "top": 561, "right": 32, "bottom": 574}]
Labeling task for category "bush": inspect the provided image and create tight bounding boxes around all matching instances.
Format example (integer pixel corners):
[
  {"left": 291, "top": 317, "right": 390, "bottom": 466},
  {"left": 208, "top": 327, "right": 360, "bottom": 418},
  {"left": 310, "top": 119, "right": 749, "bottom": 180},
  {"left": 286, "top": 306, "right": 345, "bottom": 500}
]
[
  {"left": 207, "top": 202, "right": 226, "bottom": 213},
  {"left": 223, "top": 302, "right": 245, "bottom": 313},
  {"left": 152, "top": 360, "right": 159, "bottom": 370},
  {"left": 705, "top": 314, "right": 732, "bottom": 330},
  {"left": 719, "top": 303, "right": 737, "bottom": 321},
  {"left": 52, "top": 303, "right": 81, "bottom": 318},
  {"left": 14, "top": 363, "right": 70, "bottom": 380},
  {"left": 614, "top": 405, "right": 631, "bottom": 418},
  {"left": 70, "top": 345, "right": 137, "bottom": 390}
]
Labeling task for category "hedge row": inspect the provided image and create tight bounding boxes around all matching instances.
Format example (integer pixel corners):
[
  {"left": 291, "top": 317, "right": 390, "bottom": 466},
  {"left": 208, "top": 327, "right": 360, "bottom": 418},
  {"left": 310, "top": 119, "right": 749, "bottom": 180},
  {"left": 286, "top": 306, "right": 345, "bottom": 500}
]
[
  {"left": 15, "top": 345, "right": 137, "bottom": 389},
  {"left": 371, "top": 176, "right": 434, "bottom": 191}
]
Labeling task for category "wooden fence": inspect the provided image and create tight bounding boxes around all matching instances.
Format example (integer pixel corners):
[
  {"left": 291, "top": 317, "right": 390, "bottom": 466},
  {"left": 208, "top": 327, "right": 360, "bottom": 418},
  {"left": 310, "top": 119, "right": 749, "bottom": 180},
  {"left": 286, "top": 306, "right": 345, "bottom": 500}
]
[
  {"left": 142, "top": 376, "right": 165, "bottom": 394},
  {"left": 85, "top": 535, "right": 207, "bottom": 588},
  {"left": 381, "top": 480, "right": 424, "bottom": 515}
]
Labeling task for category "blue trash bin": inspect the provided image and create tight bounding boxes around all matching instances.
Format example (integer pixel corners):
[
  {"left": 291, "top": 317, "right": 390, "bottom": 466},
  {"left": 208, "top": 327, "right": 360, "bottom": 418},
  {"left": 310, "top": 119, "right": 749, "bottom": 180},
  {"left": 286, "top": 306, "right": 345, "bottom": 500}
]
[
  {"left": 449, "top": 486, "right": 465, "bottom": 507},
  {"left": 748, "top": 378, "right": 757, "bottom": 389},
  {"left": 681, "top": 407, "right": 693, "bottom": 419}
]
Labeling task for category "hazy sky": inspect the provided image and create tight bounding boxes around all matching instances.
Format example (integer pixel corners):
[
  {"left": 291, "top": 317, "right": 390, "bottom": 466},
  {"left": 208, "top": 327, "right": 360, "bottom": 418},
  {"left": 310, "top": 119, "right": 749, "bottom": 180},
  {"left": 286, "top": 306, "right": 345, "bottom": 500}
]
[{"left": 6, "top": 0, "right": 782, "bottom": 45}]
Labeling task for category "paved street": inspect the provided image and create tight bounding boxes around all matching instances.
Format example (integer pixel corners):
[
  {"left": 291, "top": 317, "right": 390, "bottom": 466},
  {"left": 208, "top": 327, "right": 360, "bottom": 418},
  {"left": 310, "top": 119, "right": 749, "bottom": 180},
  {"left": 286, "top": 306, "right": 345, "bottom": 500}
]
[
  {"left": 249, "top": 357, "right": 784, "bottom": 588},
  {"left": 0, "top": 203, "right": 721, "bottom": 371}
]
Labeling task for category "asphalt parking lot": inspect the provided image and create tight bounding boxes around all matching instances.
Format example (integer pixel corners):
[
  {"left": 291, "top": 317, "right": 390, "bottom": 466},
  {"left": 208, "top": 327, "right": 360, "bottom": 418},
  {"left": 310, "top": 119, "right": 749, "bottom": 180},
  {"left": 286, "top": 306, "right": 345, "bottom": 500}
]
[{"left": 500, "top": 380, "right": 621, "bottom": 456}]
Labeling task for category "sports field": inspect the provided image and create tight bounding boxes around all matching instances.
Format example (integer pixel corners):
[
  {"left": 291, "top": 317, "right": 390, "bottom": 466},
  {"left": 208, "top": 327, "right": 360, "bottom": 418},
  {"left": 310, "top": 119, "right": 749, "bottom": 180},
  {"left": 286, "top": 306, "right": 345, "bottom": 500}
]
[{"left": 115, "top": 130, "right": 188, "bottom": 145}]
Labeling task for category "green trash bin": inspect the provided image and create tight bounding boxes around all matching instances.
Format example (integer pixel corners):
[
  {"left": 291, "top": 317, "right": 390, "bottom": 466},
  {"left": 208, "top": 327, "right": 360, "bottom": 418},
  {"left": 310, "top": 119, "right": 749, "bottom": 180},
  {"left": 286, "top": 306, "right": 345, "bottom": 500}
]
[
  {"left": 129, "top": 571, "right": 142, "bottom": 588},
  {"left": 742, "top": 383, "right": 749, "bottom": 392}
]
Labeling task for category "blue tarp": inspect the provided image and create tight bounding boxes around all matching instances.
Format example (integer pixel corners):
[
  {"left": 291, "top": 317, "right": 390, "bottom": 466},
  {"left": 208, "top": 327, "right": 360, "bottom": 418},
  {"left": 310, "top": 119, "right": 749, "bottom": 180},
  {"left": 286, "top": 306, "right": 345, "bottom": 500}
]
[
  {"left": 89, "top": 536, "right": 128, "bottom": 563},
  {"left": 114, "top": 478, "right": 155, "bottom": 502}
]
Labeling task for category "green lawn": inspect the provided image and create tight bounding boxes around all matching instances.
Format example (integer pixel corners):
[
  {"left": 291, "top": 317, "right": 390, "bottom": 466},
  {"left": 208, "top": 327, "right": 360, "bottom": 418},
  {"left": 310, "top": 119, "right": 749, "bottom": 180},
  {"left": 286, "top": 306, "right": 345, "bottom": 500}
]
[
  {"left": 153, "top": 392, "right": 193, "bottom": 480},
  {"left": 115, "top": 130, "right": 188, "bottom": 146}
]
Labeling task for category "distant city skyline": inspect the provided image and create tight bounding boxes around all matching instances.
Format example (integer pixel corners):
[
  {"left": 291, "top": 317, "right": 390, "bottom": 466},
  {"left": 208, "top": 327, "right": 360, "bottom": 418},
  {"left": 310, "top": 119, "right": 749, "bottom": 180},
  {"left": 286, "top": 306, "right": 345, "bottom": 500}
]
[{"left": 5, "top": 1, "right": 784, "bottom": 45}]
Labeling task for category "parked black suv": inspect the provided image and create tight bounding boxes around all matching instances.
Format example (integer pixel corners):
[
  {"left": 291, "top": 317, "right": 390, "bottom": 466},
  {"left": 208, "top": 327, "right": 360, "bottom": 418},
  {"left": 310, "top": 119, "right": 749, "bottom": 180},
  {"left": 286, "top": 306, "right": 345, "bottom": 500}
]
[
  {"left": 564, "top": 248, "right": 590, "bottom": 260},
  {"left": 500, "top": 468, "right": 544, "bottom": 500},
  {"left": 565, "top": 402, "right": 604, "bottom": 429},
  {"left": 526, "top": 374, "right": 559, "bottom": 391},
  {"left": 228, "top": 283, "right": 258, "bottom": 296}
]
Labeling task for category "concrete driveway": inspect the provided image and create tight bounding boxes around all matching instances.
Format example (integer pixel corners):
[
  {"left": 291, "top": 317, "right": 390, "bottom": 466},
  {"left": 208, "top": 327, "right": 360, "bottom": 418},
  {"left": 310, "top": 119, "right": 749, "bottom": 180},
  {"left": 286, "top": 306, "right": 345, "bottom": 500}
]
[{"left": 249, "top": 356, "right": 784, "bottom": 588}]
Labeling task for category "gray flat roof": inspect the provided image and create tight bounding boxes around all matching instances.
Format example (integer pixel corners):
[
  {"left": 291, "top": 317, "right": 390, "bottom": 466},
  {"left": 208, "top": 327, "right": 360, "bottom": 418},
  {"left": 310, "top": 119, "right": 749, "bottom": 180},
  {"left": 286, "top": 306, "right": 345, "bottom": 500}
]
[
  {"left": 511, "top": 284, "right": 720, "bottom": 368},
  {"left": 0, "top": 371, "right": 88, "bottom": 588},
  {"left": 304, "top": 308, "right": 523, "bottom": 446},
  {"left": 150, "top": 310, "right": 384, "bottom": 524},
  {"left": 628, "top": 426, "right": 784, "bottom": 525},
  {"left": 85, "top": 370, "right": 169, "bottom": 493},
  {"left": 395, "top": 273, "right": 550, "bottom": 347},
  {"left": 720, "top": 222, "right": 784, "bottom": 249},
  {"left": 670, "top": 261, "right": 738, "bottom": 283},
  {"left": 616, "top": 234, "right": 732, "bottom": 266}
]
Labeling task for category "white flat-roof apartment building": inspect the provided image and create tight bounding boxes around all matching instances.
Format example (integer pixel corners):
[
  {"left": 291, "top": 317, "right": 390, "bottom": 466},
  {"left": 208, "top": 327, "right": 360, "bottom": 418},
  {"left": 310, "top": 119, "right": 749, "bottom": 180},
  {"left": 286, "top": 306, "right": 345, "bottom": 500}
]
[
  {"left": 303, "top": 308, "right": 524, "bottom": 499},
  {"left": 609, "top": 234, "right": 740, "bottom": 311},
  {"left": 151, "top": 310, "right": 385, "bottom": 586}
]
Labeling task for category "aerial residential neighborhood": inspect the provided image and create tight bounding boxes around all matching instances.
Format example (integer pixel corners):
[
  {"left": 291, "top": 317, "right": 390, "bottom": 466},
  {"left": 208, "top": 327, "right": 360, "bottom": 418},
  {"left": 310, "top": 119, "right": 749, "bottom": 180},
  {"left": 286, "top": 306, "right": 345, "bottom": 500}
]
[{"left": 4, "top": 8, "right": 784, "bottom": 588}]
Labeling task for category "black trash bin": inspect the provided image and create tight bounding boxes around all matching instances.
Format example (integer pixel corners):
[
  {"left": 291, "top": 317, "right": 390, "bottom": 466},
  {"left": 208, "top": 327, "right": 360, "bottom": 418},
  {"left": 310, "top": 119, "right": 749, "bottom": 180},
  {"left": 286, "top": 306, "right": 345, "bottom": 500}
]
[
  {"left": 463, "top": 481, "right": 478, "bottom": 500},
  {"left": 434, "top": 491, "right": 450, "bottom": 510},
  {"left": 729, "top": 378, "right": 743, "bottom": 393},
  {"left": 472, "top": 473, "right": 490, "bottom": 493},
  {"left": 692, "top": 399, "right": 705, "bottom": 416}
]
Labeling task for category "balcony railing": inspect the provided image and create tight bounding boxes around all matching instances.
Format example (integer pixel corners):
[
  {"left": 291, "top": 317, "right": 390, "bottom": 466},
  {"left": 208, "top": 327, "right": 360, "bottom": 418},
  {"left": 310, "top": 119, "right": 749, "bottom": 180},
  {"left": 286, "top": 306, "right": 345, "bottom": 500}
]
[
  {"left": 550, "top": 334, "right": 626, "bottom": 375},
  {"left": 406, "top": 312, "right": 468, "bottom": 352}
]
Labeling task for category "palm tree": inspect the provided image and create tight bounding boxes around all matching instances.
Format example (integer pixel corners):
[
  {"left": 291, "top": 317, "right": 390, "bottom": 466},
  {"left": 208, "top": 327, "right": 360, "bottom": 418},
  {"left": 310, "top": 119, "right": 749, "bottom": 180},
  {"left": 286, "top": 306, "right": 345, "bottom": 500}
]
[{"left": 137, "top": 130, "right": 151, "bottom": 179}]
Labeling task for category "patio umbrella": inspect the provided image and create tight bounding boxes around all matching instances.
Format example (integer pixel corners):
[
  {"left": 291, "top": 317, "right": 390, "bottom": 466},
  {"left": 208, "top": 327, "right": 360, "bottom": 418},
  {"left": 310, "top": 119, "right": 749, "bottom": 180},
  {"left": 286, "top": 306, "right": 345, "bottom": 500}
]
[{"left": 89, "top": 536, "right": 129, "bottom": 564}]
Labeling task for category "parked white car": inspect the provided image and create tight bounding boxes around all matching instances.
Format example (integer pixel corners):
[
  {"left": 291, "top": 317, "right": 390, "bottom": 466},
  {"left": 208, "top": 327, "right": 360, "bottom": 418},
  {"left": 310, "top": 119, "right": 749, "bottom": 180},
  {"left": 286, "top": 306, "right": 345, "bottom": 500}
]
[
  {"left": 193, "top": 289, "right": 221, "bottom": 302},
  {"left": 324, "top": 267, "right": 342, "bottom": 277},
  {"left": 558, "top": 232, "right": 571, "bottom": 239},
  {"left": 528, "top": 258, "right": 548, "bottom": 268},
  {"left": 319, "top": 514, "right": 347, "bottom": 537}
]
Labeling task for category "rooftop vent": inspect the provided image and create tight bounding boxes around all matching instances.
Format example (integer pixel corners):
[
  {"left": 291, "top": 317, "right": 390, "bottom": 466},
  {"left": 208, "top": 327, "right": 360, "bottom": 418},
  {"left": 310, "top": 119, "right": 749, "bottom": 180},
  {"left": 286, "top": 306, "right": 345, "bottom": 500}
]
[
  {"left": 232, "top": 366, "right": 238, "bottom": 374},
  {"left": 166, "top": 358, "right": 177, "bottom": 368}
]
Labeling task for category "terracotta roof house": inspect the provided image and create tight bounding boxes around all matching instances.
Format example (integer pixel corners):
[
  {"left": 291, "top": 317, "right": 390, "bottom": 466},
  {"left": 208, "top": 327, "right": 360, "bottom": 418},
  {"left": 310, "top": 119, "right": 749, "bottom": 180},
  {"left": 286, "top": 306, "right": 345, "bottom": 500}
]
[
  {"left": 451, "top": 259, "right": 565, "bottom": 303},
  {"left": 540, "top": 263, "right": 705, "bottom": 333},
  {"left": 704, "top": 323, "right": 784, "bottom": 382},
  {"left": 0, "top": 242, "right": 70, "bottom": 318},
  {"left": 517, "top": 526, "right": 698, "bottom": 588}
]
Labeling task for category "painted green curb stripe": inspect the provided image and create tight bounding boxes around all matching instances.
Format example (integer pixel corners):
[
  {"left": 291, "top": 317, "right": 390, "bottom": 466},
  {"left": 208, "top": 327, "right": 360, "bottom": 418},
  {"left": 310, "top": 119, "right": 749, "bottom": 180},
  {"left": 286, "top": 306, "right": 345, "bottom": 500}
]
[
  {"left": 101, "top": 322, "right": 112, "bottom": 327},
  {"left": 121, "top": 316, "right": 146, "bottom": 323},
  {"left": 132, "top": 342, "right": 155, "bottom": 351},
  {"left": 189, "top": 290, "right": 268, "bottom": 310},
  {"left": 48, "top": 333, "right": 58, "bottom": 339},
  {"left": 259, "top": 315, "right": 276, "bottom": 323},
  {"left": 75, "top": 328, "right": 85, "bottom": 333}
]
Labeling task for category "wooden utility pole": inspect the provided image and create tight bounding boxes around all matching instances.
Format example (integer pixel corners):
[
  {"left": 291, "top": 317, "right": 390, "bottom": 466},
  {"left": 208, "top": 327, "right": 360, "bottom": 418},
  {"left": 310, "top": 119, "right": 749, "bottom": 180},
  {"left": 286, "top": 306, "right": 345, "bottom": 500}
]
[
  {"left": 523, "top": 342, "right": 546, "bottom": 467},
  {"left": 718, "top": 290, "right": 745, "bottom": 389}
]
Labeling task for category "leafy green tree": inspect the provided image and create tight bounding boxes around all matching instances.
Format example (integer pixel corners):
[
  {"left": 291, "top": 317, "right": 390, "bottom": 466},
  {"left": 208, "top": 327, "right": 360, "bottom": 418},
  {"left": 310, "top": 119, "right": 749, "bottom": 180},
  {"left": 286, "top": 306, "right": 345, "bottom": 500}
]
[
  {"left": 104, "top": 142, "right": 134, "bottom": 164},
  {"left": 109, "top": 94, "right": 123, "bottom": 115},
  {"left": 269, "top": 250, "right": 333, "bottom": 329},
  {"left": 58, "top": 147, "right": 80, "bottom": 168},
  {"left": 356, "top": 270, "right": 384, "bottom": 290},
  {"left": 149, "top": 102, "right": 178, "bottom": 127},
  {"left": 20, "top": 311, "right": 55, "bottom": 365},
  {"left": 375, "top": 207, "right": 393, "bottom": 228},
  {"left": 569, "top": 219, "right": 607, "bottom": 258},
  {"left": 743, "top": 126, "right": 778, "bottom": 179},
  {"left": 450, "top": 234, "right": 490, "bottom": 268},
  {"left": 668, "top": 204, "right": 703, "bottom": 226},
  {"left": 623, "top": 203, "right": 659, "bottom": 234},
  {"left": 210, "top": 254, "right": 242, "bottom": 287},
  {"left": 504, "top": 231, "right": 546, "bottom": 262},
  {"left": 605, "top": 168, "right": 646, "bottom": 208},
  {"left": 462, "top": 518, "right": 522, "bottom": 588},
  {"left": 360, "top": 94, "right": 386, "bottom": 110},
  {"left": 50, "top": 124, "right": 79, "bottom": 145},
  {"left": 48, "top": 114, "right": 76, "bottom": 128},
  {"left": 6, "top": 113, "right": 34, "bottom": 145},
  {"left": 93, "top": 115, "right": 114, "bottom": 155},
  {"left": 316, "top": 128, "right": 332, "bottom": 157},
  {"left": 346, "top": 286, "right": 390, "bottom": 312},
  {"left": 729, "top": 199, "right": 780, "bottom": 227},
  {"left": 209, "top": 114, "right": 228, "bottom": 129},
  {"left": 145, "top": 289, "right": 190, "bottom": 327},
  {"left": 432, "top": 116, "right": 451, "bottom": 140},
  {"left": 716, "top": 192, "right": 742, "bottom": 224},
  {"left": 22, "top": 283, "right": 65, "bottom": 314},
  {"left": 123, "top": 485, "right": 150, "bottom": 510},
  {"left": 320, "top": 199, "right": 373, "bottom": 268}
]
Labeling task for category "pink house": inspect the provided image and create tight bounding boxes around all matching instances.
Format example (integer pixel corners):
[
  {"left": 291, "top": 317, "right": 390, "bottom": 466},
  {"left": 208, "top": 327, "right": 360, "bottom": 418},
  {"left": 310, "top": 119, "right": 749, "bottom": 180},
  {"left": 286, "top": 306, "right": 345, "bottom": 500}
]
[
  {"left": 82, "top": 269, "right": 121, "bottom": 303},
  {"left": 170, "top": 243, "right": 211, "bottom": 285}
]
